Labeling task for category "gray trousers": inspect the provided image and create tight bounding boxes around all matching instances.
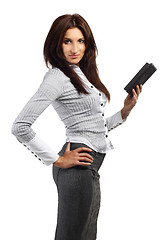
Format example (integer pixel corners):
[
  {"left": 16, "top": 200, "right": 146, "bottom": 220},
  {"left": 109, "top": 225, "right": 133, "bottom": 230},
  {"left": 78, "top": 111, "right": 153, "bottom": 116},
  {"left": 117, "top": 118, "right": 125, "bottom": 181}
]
[{"left": 52, "top": 142, "right": 106, "bottom": 240}]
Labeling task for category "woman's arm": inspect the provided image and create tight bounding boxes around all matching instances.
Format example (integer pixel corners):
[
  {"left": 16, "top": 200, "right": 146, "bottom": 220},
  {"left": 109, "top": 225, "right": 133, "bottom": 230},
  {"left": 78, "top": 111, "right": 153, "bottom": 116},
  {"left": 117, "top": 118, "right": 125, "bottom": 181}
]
[
  {"left": 11, "top": 70, "right": 63, "bottom": 166},
  {"left": 121, "top": 84, "right": 142, "bottom": 119},
  {"left": 105, "top": 111, "right": 125, "bottom": 132},
  {"left": 105, "top": 85, "right": 142, "bottom": 131}
]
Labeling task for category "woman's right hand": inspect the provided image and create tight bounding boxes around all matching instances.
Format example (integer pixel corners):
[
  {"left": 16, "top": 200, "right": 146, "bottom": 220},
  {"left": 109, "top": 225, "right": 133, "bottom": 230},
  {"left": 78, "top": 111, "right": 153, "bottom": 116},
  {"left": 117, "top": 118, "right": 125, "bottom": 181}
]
[{"left": 53, "top": 142, "right": 93, "bottom": 168}]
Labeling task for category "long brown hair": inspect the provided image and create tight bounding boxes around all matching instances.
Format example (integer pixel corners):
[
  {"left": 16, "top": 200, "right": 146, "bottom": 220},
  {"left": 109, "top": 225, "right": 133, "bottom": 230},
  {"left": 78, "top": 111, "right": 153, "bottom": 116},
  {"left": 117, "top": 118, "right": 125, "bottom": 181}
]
[{"left": 44, "top": 14, "right": 110, "bottom": 101}]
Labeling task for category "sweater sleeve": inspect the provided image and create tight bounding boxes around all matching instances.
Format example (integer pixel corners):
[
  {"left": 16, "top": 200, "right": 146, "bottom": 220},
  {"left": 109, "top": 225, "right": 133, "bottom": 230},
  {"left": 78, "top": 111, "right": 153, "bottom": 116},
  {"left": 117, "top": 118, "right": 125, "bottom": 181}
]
[
  {"left": 105, "top": 110, "right": 126, "bottom": 132},
  {"left": 11, "top": 69, "right": 64, "bottom": 166}
]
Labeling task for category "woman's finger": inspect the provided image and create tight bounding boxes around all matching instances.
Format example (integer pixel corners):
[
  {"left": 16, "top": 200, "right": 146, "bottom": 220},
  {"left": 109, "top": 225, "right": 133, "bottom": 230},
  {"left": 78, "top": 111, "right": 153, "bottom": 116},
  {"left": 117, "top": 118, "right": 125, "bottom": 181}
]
[
  {"left": 79, "top": 152, "right": 93, "bottom": 160},
  {"left": 136, "top": 85, "right": 141, "bottom": 96},
  {"left": 78, "top": 161, "right": 92, "bottom": 166},
  {"left": 78, "top": 156, "right": 93, "bottom": 163},
  {"left": 132, "top": 88, "right": 137, "bottom": 98},
  {"left": 75, "top": 147, "right": 93, "bottom": 153}
]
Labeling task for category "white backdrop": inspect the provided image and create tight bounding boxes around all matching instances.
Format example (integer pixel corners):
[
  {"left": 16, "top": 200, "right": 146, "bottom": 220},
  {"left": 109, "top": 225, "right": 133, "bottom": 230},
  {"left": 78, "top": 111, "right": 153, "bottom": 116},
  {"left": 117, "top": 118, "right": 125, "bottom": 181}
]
[{"left": 1, "top": 0, "right": 160, "bottom": 239}]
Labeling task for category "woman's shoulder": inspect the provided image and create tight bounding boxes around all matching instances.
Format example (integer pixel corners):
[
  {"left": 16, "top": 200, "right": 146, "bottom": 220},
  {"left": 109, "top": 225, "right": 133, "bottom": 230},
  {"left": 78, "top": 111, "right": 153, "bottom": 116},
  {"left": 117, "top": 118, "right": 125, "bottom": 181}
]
[
  {"left": 46, "top": 67, "right": 68, "bottom": 79},
  {"left": 43, "top": 67, "right": 70, "bottom": 86}
]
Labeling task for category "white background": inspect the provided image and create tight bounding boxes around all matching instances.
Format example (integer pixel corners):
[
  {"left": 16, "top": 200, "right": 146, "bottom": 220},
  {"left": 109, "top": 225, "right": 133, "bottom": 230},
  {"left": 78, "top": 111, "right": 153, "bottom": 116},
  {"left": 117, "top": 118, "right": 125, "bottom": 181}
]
[{"left": 1, "top": 0, "right": 160, "bottom": 239}]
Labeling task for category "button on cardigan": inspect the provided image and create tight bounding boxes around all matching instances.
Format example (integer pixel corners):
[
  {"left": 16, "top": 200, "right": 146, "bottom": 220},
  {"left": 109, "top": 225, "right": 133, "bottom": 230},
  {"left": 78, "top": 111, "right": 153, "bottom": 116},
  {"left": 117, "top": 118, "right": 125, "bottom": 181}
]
[{"left": 11, "top": 65, "right": 125, "bottom": 166}]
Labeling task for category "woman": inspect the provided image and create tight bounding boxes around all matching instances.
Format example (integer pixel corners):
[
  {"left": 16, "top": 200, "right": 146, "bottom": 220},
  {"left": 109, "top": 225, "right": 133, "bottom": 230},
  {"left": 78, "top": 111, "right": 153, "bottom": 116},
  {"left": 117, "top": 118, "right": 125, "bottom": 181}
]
[{"left": 12, "top": 14, "right": 142, "bottom": 240}]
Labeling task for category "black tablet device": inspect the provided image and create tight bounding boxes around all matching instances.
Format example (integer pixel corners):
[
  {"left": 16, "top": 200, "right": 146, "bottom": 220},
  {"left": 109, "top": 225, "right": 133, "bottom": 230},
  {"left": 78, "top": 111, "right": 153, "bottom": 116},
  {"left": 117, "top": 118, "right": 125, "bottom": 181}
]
[{"left": 124, "top": 63, "right": 157, "bottom": 96}]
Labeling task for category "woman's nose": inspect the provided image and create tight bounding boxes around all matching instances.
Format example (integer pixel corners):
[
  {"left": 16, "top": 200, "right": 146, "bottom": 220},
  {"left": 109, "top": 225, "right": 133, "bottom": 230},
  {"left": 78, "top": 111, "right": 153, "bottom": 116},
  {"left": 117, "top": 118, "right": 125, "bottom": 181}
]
[{"left": 71, "top": 43, "right": 78, "bottom": 53}]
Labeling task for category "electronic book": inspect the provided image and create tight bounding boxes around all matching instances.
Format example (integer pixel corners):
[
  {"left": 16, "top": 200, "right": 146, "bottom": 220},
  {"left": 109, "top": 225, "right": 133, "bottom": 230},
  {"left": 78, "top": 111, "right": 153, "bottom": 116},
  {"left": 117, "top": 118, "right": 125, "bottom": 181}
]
[{"left": 124, "top": 63, "right": 157, "bottom": 96}]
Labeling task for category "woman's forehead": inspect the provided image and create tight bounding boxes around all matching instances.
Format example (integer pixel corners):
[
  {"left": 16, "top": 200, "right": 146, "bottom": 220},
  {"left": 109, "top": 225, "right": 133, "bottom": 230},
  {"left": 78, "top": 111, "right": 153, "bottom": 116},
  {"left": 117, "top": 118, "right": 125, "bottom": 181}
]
[{"left": 64, "top": 28, "right": 84, "bottom": 38}]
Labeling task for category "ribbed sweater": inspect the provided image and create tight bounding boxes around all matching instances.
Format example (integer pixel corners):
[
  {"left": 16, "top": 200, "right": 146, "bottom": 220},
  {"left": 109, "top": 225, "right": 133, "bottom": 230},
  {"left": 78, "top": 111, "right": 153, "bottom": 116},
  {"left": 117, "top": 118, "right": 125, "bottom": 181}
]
[{"left": 11, "top": 65, "right": 125, "bottom": 166}]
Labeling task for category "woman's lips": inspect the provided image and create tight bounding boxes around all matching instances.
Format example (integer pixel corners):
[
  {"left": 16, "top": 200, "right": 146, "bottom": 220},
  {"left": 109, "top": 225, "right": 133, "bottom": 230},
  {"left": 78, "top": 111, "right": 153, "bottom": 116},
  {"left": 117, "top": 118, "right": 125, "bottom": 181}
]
[{"left": 69, "top": 55, "right": 79, "bottom": 59}]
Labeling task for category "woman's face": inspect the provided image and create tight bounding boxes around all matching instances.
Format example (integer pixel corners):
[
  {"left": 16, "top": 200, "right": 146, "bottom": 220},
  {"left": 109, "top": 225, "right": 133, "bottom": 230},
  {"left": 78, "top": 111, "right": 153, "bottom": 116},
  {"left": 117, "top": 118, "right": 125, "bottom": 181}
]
[{"left": 62, "top": 27, "right": 86, "bottom": 65}]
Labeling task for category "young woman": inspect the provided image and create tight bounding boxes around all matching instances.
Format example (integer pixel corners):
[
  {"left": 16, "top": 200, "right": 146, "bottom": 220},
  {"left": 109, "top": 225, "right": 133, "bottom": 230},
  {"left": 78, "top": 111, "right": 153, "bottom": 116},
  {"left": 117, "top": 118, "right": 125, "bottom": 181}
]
[{"left": 12, "top": 14, "right": 142, "bottom": 240}]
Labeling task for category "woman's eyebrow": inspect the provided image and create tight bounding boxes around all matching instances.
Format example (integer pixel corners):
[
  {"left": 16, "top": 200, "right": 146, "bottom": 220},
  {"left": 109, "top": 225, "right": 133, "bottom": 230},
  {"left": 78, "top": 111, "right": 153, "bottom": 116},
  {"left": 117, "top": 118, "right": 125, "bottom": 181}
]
[{"left": 63, "top": 37, "right": 84, "bottom": 39}]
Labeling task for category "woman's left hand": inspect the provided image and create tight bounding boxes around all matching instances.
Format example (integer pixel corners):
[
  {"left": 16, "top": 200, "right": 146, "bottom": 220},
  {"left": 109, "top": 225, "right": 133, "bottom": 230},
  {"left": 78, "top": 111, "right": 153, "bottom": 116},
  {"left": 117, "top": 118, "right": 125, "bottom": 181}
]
[{"left": 121, "top": 84, "right": 142, "bottom": 120}]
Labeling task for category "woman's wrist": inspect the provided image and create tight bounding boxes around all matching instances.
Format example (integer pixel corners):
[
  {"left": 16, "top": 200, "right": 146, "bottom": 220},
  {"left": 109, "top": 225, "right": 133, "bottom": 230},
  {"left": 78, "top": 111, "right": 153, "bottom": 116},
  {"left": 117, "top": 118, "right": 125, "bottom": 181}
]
[
  {"left": 53, "top": 156, "right": 64, "bottom": 167},
  {"left": 121, "top": 107, "right": 130, "bottom": 120}
]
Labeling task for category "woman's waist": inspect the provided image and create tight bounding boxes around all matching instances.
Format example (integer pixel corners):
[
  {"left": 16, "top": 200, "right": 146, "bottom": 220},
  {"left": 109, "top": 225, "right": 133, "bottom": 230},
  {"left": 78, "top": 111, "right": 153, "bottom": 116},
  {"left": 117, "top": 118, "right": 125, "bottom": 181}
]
[
  {"left": 66, "top": 133, "right": 113, "bottom": 154},
  {"left": 59, "top": 141, "right": 106, "bottom": 172}
]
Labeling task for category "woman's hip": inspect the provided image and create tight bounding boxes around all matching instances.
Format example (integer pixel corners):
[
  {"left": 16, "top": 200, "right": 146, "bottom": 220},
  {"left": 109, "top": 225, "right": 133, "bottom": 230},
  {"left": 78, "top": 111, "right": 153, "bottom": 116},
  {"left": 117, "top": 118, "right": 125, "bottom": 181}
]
[{"left": 52, "top": 142, "right": 106, "bottom": 184}]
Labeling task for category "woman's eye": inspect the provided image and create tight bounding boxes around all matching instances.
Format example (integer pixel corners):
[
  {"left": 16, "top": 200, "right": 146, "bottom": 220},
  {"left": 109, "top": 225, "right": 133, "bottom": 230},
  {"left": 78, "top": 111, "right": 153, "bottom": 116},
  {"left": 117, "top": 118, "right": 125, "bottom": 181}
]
[
  {"left": 79, "top": 39, "right": 85, "bottom": 43},
  {"left": 63, "top": 39, "right": 85, "bottom": 44},
  {"left": 64, "top": 39, "right": 71, "bottom": 44}
]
